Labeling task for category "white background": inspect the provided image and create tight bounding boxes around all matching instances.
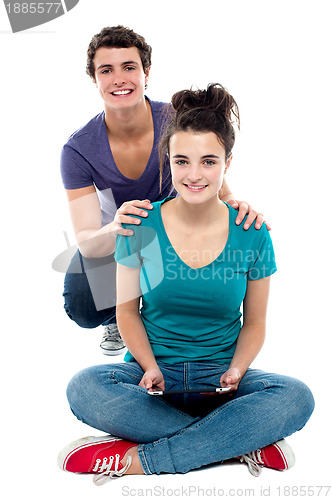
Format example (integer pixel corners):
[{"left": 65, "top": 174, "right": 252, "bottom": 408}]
[{"left": 0, "top": 0, "right": 331, "bottom": 498}]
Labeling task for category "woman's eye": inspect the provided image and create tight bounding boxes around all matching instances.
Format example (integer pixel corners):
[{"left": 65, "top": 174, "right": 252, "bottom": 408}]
[
  {"left": 175, "top": 160, "right": 187, "bottom": 165},
  {"left": 204, "top": 160, "right": 216, "bottom": 166}
]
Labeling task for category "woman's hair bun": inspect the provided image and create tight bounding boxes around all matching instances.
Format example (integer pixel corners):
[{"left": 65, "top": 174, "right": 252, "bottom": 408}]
[{"left": 171, "top": 83, "right": 239, "bottom": 128}]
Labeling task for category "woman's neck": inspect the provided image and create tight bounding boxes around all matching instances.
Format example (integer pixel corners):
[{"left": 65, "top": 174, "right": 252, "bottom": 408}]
[{"left": 170, "top": 196, "right": 227, "bottom": 231}]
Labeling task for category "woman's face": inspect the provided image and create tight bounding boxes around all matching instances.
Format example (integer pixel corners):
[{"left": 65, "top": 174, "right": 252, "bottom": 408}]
[
  {"left": 169, "top": 130, "right": 232, "bottom": 205},
  {"left": 93, "top": 46, "right": 150, "bottom": 111}
]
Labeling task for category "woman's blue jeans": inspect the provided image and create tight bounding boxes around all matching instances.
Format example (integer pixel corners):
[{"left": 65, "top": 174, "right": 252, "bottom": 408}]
[
  {"left": 63, "top": 250, "right": 116, "bottom": 328},
  {"left": 66, "top": 361, "right": 314, "bottom": 475}
]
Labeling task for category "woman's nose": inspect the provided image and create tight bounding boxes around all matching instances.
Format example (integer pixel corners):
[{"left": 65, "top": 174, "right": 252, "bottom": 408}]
[{"left": 187, "top": 164, "right": 203, "bottom": 181}]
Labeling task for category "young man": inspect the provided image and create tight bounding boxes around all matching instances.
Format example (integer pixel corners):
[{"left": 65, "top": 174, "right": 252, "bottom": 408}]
[{"left": 61, "top": 26, "right": 267, "bottom": 354}]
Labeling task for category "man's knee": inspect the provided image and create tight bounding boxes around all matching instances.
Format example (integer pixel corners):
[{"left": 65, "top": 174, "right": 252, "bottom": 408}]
[{"left": 63, "top": 303, "right": 102, "bottom": 328}]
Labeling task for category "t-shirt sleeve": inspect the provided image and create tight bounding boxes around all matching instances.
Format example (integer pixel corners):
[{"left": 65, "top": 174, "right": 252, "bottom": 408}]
[
  {"left": 60, "top": 144, "right": 94, "bottom": 190},
  {"left": 114, "top": 229, "right": 141, "bottom": 269},
  {"left": 247, "top": 225, "right": 277, "bottom": 280}
]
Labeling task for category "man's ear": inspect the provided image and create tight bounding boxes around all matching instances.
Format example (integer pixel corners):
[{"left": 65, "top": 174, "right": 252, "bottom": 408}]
[{"left": 144, "top": 66, "right": 151, "bottom": 88}]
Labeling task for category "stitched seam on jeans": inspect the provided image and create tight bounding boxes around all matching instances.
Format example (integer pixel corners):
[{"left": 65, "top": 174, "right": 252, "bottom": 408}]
[
  {"left": 108, "top": 383, "right": 149, "bottom": 395},
  {"left": 240, "top": 380, "right": 269, "bottom": 389},
  {"left": 138, "top": 445, "right": 151, "bottom": 475},
  {"left": 108, "top": 370, "right": 142, "bottom": 383},
  {"left": 184, "top": 362, "right": 189, "bottom": 390}
]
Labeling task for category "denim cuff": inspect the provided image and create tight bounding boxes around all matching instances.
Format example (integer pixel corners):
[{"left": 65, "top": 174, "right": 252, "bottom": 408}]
[{"left": 138, "top": 438, "right": 176, "bottom": 475}]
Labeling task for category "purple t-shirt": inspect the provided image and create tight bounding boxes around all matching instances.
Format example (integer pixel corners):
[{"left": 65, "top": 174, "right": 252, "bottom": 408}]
[{"left": 60, "top": 97, "right": 174, "bottom": 226}]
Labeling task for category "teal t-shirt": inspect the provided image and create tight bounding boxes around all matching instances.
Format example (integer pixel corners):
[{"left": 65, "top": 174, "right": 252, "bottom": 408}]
[{"left": 114, "top": 197, "right": 277, "bottom": 365}]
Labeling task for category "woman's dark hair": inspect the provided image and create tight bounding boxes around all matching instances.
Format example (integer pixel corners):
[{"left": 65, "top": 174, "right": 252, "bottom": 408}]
[
  {"left": 159, "top": 83, "right": 240, "bottom": 190},
  {"left": 86, "top": 25, "right": 152, "bottom": 80}
]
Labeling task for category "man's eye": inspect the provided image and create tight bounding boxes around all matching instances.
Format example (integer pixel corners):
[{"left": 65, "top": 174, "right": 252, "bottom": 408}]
[
  {"left": 101, "top": 69, "right": 111, "bottom": 74},
  {"left": 125, "top": 66, "right": 136, "bottom": 71}
]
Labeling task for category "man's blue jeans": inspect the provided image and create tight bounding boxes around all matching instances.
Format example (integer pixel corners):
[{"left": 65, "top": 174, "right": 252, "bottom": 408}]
[
  {"left": 66, "top": 361, "right": 314, "bottom": 475},
  {"left": 63, "top": 250, "right": 116, "bottom": 328}
]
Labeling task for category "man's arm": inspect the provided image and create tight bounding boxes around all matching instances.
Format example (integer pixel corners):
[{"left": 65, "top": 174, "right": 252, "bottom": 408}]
[
  {"left": 66, "top": 186, "right": 153, "bottom": 258},
  {"left": 219, "top": 178, "right": 270, "bottom": 231}
]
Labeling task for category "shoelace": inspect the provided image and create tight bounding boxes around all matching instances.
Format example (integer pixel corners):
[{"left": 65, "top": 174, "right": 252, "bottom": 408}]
[
  {"left": 102, "top": 324, "right": 121, "bottom": 342},
  {"left": 239, "top": 449, "right": 264, "bottom": 477},
  {"left": 92, "top": 453, "right": 133, "bottom": 485}
]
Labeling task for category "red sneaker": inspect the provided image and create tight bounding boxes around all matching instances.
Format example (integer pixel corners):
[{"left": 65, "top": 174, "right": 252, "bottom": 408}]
[
  {"left": 57, "top": 435, "right": 137, "bottom": 485},
  {"left": 240, "top": 439, "right": 295, "bottom": 476}
]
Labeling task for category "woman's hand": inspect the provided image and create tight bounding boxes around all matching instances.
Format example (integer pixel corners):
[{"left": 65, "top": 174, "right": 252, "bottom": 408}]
[
  {"left": 138, "top": 368, "right": 165, "bottom": 391},
  {"left": 220, "top": 367, "right": 241, "bottom": 393},
  {"left": 227, "top": 200, "right": 271, "bottom": 231},
  {"left": 113, "top": 199, "right": 153, "bottom": 236}
]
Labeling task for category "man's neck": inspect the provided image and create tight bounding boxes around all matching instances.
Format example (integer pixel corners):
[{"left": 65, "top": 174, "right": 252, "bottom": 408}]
[{"left": 104, "top": 98, "right": 152, "bottom": 141}]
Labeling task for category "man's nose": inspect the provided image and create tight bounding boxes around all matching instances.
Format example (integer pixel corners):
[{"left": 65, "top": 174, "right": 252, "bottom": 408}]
[{"left": 113, "top": 71, "right": 126, "bottom": 86}]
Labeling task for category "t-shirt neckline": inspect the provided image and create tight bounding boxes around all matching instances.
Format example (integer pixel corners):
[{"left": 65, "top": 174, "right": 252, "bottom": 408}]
[
  {"left": 156, "top": 197, "right": 232, "bottom": 270},
  {"left": 102, "top": 96, "right": 157, "bottom": 182}
]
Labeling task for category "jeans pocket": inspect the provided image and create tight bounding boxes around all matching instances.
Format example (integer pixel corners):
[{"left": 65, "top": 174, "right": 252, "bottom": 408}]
[{"left": 109, "top": 363, "right": 143, "bottom": 385}]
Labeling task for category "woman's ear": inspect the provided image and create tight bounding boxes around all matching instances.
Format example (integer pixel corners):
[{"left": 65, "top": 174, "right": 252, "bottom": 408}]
[{"left": 225, "top": 153, "right": 233, "bottom": 174}]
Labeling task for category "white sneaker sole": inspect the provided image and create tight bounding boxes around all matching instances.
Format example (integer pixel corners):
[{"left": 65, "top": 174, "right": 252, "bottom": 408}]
[
  {"left": 100, "top": 346, "right": 127, "bottom": 356},
  {"left": 57, "top": 435, "right": 120, "bottom": 471},
  {"left": 273, "top": 439, "right": 296, "bottom": 469}
]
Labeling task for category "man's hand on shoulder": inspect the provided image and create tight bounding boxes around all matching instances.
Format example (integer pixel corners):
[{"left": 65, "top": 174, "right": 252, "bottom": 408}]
[{"left": 227, "top": 199, "right": 271, "bottom": 231}]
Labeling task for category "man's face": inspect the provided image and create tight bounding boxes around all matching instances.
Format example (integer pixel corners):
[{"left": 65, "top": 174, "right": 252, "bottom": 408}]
[{"left": 93, "top": 46, "right": 150, "bottom": 111}]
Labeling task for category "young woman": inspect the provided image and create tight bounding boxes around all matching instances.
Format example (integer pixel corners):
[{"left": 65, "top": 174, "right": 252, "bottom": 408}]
[
  {"left": 61, "top": 26, "right": 267, "bottom": 355},
  {"left": 58, "top": 84, "right": 314, "bottom": 484}
]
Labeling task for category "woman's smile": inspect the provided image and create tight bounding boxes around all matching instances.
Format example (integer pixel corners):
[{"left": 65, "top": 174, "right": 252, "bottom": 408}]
[{"left": 184, "top": 183, "right": 208, "bottom": 192}]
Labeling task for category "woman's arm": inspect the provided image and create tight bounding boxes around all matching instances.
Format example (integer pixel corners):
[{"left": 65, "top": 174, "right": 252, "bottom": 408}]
[
  {"left": 66, "top": 186, "right": 153, "bottom": 258},
  {"left": 220, "top": 277, "right": 271, "bottom": 390},
  {"left": 116, "top": 263, "right": 164, "bottom": 390}
]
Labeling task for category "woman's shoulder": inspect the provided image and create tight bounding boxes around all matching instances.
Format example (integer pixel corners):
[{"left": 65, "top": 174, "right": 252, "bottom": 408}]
[
  {"left": 226, "top": 203, "right": 272, "bottom": 245},
  {"left": 121, "top": 197, "right": 173, "bottom": 233},
  {"left": 121, "top": 200, "right": 160, "bottom": 231}
]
